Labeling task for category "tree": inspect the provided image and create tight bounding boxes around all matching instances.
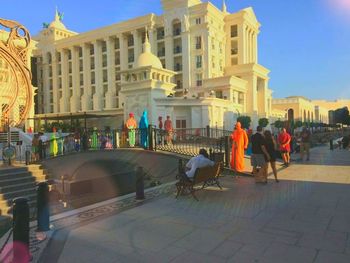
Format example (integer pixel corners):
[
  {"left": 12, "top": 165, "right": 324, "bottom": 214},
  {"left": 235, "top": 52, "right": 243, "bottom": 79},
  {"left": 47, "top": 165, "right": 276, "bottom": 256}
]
[
  {"left": 274, "top": 120, "right": 284, "bottom": 129},
  {"left": 334, "top": 107, "right": 349, "bottom": 125},
  {"left": 258, "top": 118, "right": 269, "bottom": 128},
  {"left": 237, "top": 116, "right": 251, "bottom": 129},
  {"left": 295, "top": 120, "right": 303, "bottom": 128}
]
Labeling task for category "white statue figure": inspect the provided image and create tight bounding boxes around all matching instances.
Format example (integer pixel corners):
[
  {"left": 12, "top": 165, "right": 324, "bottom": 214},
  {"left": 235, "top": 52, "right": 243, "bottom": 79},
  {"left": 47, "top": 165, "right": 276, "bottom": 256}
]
[{"left": 183, "top": 14, "right": 190, "bottom": 32}]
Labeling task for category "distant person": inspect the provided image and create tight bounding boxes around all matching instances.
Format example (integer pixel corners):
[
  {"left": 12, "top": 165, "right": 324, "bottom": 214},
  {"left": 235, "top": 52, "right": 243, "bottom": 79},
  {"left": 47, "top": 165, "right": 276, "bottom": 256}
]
[
  {"left": 251, "top": 126, "right": 270, "bottom": 184},
  {"left": 39, "top": 132, "right": 48, "bottom": 160},
  {"left": 180, "top": 149, "right": 214, "bottom": 181},
  {"left": 126, "top": 113, "right": 137, "bottom": 147},
  {"left": 300, "top": 127, "right": 311, "bottom": 161},
  {"left": 342, "top": 135, "right": 350, "bottom": 149},
  {"left": 278, "top": 128, "right": 291, "bottom": 167},
  {"left": 139, "top": 110, "right": 149, "bottom": 149},
  {"left": 263, "top": 130, "right": 279, "bottom": 183},
  {"left": 158, "top": 116, "right": 163, "bottom": 145},
  {"left": 230, "top": 122, "right": 248, "bottom": 172},
  {"left": 31, "top": 134, "right": 39, "bottom": 162},
  {"left": 164, "top": 115, "right": 173, "bottom": 145}
]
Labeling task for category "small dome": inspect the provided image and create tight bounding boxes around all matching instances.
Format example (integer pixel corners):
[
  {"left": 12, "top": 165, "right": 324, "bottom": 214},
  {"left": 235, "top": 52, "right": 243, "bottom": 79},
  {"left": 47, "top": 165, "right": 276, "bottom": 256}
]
[{"left": 135, "top": 32, "right": 163, "bottom": 69}]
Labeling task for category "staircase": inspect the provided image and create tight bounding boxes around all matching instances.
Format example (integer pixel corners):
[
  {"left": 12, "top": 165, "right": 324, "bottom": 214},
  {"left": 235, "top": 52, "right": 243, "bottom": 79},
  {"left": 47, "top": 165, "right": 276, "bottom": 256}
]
[{"left": 0, "top": 165, "right": 48, "bottom": 216}]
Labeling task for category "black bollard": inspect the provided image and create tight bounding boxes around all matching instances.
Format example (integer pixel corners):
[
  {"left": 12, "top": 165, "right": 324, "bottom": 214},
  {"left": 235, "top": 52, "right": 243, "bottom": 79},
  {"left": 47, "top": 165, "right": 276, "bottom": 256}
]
[
  {"left": 25, "top": 150, "right": 31, "bottom": 165},
  {"left": 136, "top": 167, "right": 145, "bottom": 200},
  {"left": 330, "top": 139, "right": 334, "bottom": 151},
  {"left": 13, "top": 197, "right": 30, "bottom": 262},
  {"left": 224, "top": 136, "right": 230, "bottom": 167},
  {"left": 37, "top": 182, "right": 50, "bottom": 231}
]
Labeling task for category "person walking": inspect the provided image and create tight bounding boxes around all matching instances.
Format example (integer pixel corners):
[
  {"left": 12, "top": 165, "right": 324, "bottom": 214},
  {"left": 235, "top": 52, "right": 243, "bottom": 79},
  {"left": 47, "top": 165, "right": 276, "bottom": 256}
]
[
  {"left": 230, "top": 122, "right": 248, "bottom": 172},
  {"left": 164, "top": 115, "right": 173, "bottom": 145},
  {"left": 300, "top": 127, "right": 311, "bottom": 161},
  {"left": 278, "top": 128, "right": 291, "bottom": 167},
  {"left": 263, "top": 130, "right": 279, "bottom": 183},
  {"left": 251, "top": 126, "right": 270, "bottom": 184}
]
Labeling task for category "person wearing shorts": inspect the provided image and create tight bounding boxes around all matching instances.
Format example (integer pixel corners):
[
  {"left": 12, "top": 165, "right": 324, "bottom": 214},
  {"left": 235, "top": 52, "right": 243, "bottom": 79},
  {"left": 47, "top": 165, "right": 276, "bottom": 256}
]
[
  {"left": 251, "top": 126, "right": 270, "bottom": 184},
  {"left": 278, "top": 128, "right": 291, "bottom": 167}
]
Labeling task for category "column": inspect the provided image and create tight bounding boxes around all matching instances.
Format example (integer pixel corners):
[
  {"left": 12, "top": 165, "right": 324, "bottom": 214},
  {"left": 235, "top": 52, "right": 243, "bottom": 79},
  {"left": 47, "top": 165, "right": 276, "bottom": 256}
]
[
  {"left": 105, "top": 37, "right": 116, "bottom": 109},
  {"left": 119, "top": 34, "right": 127, "bottom": 70},
  {"left": 60, "top": 49, "right": 69, "bottom": 113},
  {"left": 148, "top": 28, "right": 156, "bottom": 54},
  {"left": 70, "top": 47, "right": 80, "bottom": 112},
  {"left": 51, "top": 51, "right": 58, "bottom": 113},
  {"left": 133, "top": 30, "right": 141, "bottom": 60},
  {"left": 203, "top": 32, "right": 210, "bottom": 79},
  {"left": 165, "top": 34, "right": 174, "bottom": 71},
  {"left": 237, "top": 24, "right": 245, "bottom": 64},
  {"left": 93, "top": 40, "right": 103, "bottom": 111},
  {"left": 181, "top": 31, "right": 191, "bottom": 90},
  {"left": 81, "top": 43, "right": 92, "bottom": 111},
  {"left": 254, "top": 32, "right": 258, "bottom": 63},
  {"left": 42, "top": 53, "right": 50, "bottom": 113}
]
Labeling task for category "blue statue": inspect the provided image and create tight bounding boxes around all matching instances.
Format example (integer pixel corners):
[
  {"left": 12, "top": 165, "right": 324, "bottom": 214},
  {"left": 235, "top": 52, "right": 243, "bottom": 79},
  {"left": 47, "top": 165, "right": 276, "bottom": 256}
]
[{"left": 139, "top": 110, "right": 149, "bottom": 149}]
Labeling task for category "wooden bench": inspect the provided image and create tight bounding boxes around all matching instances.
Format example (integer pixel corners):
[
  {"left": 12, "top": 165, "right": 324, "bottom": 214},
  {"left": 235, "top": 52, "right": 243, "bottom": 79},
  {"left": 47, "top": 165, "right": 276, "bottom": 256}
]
[{"left": 175, "top": 162, "right": 222, "bottom": 201}]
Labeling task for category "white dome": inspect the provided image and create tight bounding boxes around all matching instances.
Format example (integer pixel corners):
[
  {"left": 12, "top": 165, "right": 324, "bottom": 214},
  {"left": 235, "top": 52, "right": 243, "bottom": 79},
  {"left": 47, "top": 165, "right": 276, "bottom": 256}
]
[{"left": 135, "top": 33, "right": 163, "bottom": 69}]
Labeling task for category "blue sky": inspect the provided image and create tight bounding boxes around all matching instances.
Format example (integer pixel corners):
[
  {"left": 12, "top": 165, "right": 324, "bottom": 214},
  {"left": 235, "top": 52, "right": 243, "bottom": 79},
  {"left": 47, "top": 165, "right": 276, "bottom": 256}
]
[{"left": 1, "top": 0, "right": 349, "bottom": 100}]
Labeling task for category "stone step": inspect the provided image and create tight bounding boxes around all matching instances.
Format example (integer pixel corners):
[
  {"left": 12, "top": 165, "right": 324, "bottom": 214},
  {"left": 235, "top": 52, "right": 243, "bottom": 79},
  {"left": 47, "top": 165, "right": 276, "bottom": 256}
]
[
  {"left": 0, "top": 181, "right": 37, "bottom": 194},
  {"left": 0, "top": 187, "right": 37, "bottom": 203},
  {"left": 0, "top": 171, "right": 32, "bottom": 180},
  {"left": 0, "top": 175, "right": 45, "bottom": 187},
  {"left": 1, "top": 199, "right": 37, "bottom": 216},
  {"left": 0, "top": 167, "right": 28, "bottom": 175}
]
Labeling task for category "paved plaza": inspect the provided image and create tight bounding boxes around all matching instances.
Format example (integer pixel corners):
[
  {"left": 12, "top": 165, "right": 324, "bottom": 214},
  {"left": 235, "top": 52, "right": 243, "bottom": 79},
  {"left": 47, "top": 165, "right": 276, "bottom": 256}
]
[{"left": 38, "top": 146, "right": 350, "bottom": 263}]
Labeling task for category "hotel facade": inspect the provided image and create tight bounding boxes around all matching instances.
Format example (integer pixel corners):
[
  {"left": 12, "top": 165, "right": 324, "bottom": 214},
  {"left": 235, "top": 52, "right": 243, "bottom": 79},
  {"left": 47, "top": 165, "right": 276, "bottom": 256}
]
[{"left": 33, "top": 0, "right": 275, "bottom": 130}]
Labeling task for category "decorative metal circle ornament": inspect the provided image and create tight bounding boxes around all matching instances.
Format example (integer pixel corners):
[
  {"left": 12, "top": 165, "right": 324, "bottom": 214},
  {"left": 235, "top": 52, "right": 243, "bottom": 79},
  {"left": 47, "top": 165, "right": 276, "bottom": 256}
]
[
  {"left": 2, "top": 145, "right": 16, "bottom": 160},
  {"left": 0, "top": 18, "right": 32, "bottom": 127}
]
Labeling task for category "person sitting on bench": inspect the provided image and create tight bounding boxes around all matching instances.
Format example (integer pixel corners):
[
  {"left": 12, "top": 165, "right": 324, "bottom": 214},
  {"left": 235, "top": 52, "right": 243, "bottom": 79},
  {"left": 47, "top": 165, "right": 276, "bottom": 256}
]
[{"left": 180, "top": 149, "right": 214, "bottom": 181}]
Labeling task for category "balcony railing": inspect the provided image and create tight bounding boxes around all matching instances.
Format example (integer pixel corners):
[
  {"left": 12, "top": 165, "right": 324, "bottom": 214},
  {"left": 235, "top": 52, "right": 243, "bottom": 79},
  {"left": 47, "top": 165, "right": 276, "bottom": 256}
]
[
  {"left": 231, "top": 31, "right": 238, "bottom": 38},
  {"left": 196, "top": 44, "right": 201, "bottom": 49},
  {"left": 196, "top": 80, "right": 202, "bottom": 87},
  {"left": 196, "top": 62, "right": 202, "bottom": 69},
  {"left": 128, "top": 56, "right": 134, "bottom": 63},
  {"left": 174, "top": 46, "right": 182, "bottom": 54}
]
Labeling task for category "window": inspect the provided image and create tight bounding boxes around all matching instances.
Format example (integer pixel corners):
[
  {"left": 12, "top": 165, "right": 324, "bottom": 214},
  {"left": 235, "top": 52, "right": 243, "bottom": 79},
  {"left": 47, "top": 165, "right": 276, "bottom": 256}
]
[
  {"left": 195, "top": 36, "right": 202, "bottom": 49},
  {"left": 80, "top": 74, "right": 84, "bottom": 86},
  {"left": 91, "top": 72, "right": 95, "bottom": 84},
  {"left": 103, "top": 70, "right": 108, "bottom": 82},
  {"left": 90, "top": 57, "right": 95, "bottom": 69},
  {"left": 79, "top": 48, "right": 83, "bottom": 57},
  {"left": 102, "top": 54, "right": 107, "bottom": 67},
  {"left": 231, "top": 25, "right": 238, "bottom": 38},
  {"left": 196, "top": 73, "right": 202, "bottom": 87},
  {"left": 196, "top": 56, "right": 202, "bottom": 68},
  {"left": 79, "top": 60, "right": 83, "bottom": 71},
  {"left": 157, "top": 28, "right": 165, "bottom": 40},
  {"left": 90, "top": 45, "right": 94, "bottom": 55},
  {"left": 215, "top": 91, "right": 223, "bottom": 99},
  {"left": 128, "top": 35, "right": 134, "bottom": 47},
  {"left": 69, "top": 76, "right": 72, "bottom": 87},
  {"left": 102, "top": 41, "right": 107, "bottom": 53},
  {"left": 114, "top": 38, "right": 120, "bottom": 49},
  {"left": 68, "top": 62, "right": 72, "bottom": 73},
  {"left": 195, "top": 18, "right": 201, "bottom": 25}
]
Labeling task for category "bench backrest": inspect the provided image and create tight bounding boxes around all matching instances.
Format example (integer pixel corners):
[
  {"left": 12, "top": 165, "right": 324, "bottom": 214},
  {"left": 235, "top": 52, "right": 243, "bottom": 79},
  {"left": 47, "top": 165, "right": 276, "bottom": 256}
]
[{"left": 193, "top": 162, "right": 221, "bottom": 184}]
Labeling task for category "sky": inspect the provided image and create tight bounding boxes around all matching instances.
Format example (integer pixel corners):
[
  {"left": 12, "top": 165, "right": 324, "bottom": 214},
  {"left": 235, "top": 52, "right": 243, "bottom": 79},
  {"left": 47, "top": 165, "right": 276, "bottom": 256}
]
[{"left": 1, "top": 0, "right": 350, "bottom": 100}]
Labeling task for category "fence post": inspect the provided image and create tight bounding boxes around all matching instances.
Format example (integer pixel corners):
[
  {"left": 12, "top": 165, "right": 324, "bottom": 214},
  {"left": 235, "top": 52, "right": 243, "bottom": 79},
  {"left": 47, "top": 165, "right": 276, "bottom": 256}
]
[
  {"left": 37, "top": 181, "right": 50, "bottom": 231},
  {"left": 13, "top": 197, "right": 30, "bottom": 262},
  {"left": 148, "top": 125, "right": 154, "bottom": 151},
  {"left": 206, "top": 125, "right": 210, "bottom": 138},
  {"left": 224, "top": 136, "right": 230, "bottom": 168},
  {"left": 136, "top": 166, "right": 145, "bottom": 200}
]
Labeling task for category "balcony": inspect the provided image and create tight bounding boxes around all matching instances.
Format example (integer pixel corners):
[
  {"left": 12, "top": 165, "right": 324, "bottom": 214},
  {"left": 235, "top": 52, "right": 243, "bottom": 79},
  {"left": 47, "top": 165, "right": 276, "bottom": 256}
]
[
  {"left": 231, "top": 48, "right": 238, "bottom": 55},
  {"left": 128, "top": 56, "right": 134, "bottom": 63},
  {"left": 174, "top": 64, "right": 182, "bottom": 71},
  {"left": 196, "top": 44, "right": 202, "bottom": 49},
  {"left": 196, "top": 80, "right": 202, "bottom": 87},
  {"left": 174, "top": 46, "right": 182, "bottom": 54},
  {"left": 196, "top": 62, "right": 202, "bottom": 69},
  {"left": 157, "top": 49, "right": 165, "bottom": 57},
  {"left": 157, "top": 31, "right": 165, "bottom": 40},
  {"left": 173, "top": 28, "right": 181, "bottom": 36}
]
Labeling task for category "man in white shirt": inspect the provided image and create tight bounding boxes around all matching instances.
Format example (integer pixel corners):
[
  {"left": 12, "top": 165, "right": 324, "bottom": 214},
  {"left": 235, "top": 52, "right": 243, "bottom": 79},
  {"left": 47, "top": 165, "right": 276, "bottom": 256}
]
[{"left": 182, "top": 149, "right": 214, "bottom": 181}]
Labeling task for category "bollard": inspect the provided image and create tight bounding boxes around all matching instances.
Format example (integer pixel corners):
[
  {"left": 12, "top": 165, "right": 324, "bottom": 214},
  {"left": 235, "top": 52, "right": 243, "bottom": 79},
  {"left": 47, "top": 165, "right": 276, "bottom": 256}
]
[
  {"left": 330, "top": 139, "right": 334, "bottom": 151},
  {"left": 37, "top": 182, "right": 50, "bottom": 231},
  {"left": 13, "top": 197, "right": 30, "bottom": 262},
  {"left": 136, "top": 167, "right": 145, "bottom": 200},
  {"left": 25, "top": 150, "right": 31, "bottom": 165},
  {"left": 148, "top": 125, "right": 154, "bottom": 151},
  {"left": 224, "top": 136, "right": 230, "bottom": 167}
]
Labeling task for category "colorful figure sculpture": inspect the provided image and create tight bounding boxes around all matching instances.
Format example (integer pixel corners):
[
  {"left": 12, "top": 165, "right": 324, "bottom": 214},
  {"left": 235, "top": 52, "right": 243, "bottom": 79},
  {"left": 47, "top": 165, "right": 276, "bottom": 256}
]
[
  {"left": 164, "top": 115, "right": 173, "bottom": 145},
  {"left": 50, "top": 127, "right": 58, "bottom": 157},
  {"left": 126, "top": 113, "right": 137, "bottom": 147},
  {"left": 57, "top": 129, "right": 63, "bottom": 154},
  {"left": 91, "top": 127, "right": 99, "bottom": 150},
  {"left": 230, "top": 122, "right": 249, "bottom": 172},
  {"left": 139, "top": 110, "right": 149, "bottom": 149}
]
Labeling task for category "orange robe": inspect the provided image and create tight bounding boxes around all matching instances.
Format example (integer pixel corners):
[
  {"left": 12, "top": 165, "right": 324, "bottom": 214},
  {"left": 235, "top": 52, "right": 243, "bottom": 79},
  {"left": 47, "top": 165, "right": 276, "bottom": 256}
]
[{"left": 230, "top": 124, "right": 248, "bottom": 172}]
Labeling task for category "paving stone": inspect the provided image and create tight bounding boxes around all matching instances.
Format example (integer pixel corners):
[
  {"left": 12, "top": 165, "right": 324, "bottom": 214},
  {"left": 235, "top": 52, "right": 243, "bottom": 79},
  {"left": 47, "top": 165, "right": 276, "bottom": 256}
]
[
  {"left": 314, "top": 251, "right": 350, "bottom": 263},
  {"left": 210, "top": 240, "right": 243, "bottom": 259},
  {"left": 298, "top": 231, "right": 347, "bottom": 253}
]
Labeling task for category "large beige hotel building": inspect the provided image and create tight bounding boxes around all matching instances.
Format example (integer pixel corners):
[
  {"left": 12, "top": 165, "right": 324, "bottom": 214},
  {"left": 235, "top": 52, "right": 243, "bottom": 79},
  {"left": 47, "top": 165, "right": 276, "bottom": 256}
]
[{"left": 33, "top": 0, "right": 275, "bottom": 130}]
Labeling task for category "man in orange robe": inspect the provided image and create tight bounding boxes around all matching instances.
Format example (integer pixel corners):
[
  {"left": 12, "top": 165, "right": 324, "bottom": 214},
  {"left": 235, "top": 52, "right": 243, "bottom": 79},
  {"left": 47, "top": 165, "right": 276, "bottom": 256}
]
[{"left": 230, "top": 122, "right": 249, "bottom": 172}]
